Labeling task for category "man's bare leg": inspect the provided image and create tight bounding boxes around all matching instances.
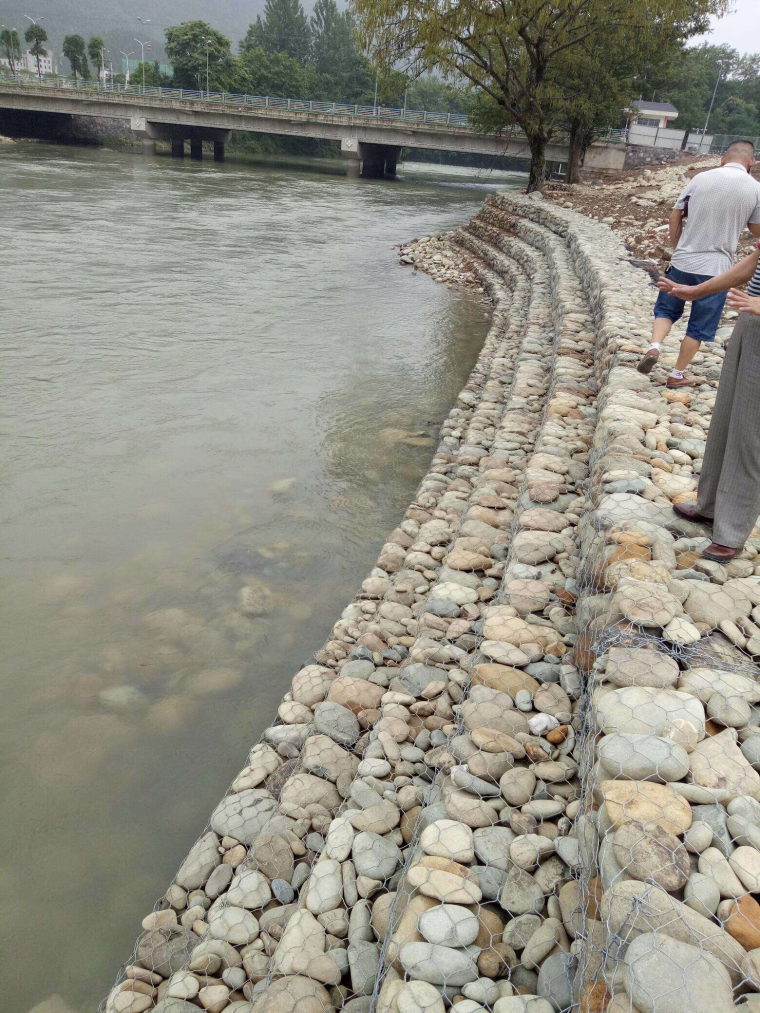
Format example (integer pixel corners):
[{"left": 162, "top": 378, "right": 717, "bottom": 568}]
[
  {"left": 637, "top": 317, "right": 673, "bottom": 374},
  {"left": 673, "top": 336, "right": 701, "bottom": 372}
]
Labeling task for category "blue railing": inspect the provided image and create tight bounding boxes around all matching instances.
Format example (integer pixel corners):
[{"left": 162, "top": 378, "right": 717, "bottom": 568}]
[{"left": 0, "top": 72, "right": 473, "bottom": 128}]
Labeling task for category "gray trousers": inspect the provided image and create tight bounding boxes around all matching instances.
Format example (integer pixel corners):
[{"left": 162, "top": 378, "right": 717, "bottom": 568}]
[{"left": 698, "top": 312, "right": 760, "bottom": 548}]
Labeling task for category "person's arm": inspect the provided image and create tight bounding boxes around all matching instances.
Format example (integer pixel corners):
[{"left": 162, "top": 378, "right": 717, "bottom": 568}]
[
  {"left": 658, "top": 249, "right": 760, "bottom": 301},
  {"left": 727, "top": 289, "right": 760, "bottom": 315},
  {"left": 669, "top": 209, "right": 684, "bottom": 248},
  {"left": 748, "top": 223, "right": 760, "bottom": 237}
]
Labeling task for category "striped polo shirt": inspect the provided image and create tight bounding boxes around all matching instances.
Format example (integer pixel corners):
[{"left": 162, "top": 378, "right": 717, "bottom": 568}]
[{"left": 749, "top": 245, "right": 760, "bottom": 296}]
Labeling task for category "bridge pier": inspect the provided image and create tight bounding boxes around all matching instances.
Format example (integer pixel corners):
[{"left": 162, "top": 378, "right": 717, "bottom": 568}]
[
  {"left": 190, "top": 137, "right": 203, "bottom": 161},
  {"left": 340, "top": 138, "right": 401, "bottom": 179},
  {"left": 214, "top": 141, "right": 225, "bottom": 162},
  {"left": 142, "top": 138, "right": 157, "bottom": 157},
  {"left": 171, "top": 139, "right": 185, "bottom": 158}
]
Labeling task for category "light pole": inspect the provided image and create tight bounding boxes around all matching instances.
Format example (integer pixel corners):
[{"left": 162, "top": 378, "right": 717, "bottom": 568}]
[
  {"left": 374, "top": 73, "right": 378, "bottom": 115},
  {"left": 134, "top": 36, "right": 149, "bottom": 91},
  {"left": 703, "top": 62, "right": 726, "bottom": 150},
  {"left": 24, "top": 14, "right": 44, "bottom": 81},
  {"left": 204, "top": 37, "right": 209, "bottom": 97},
  {"left": 120, "top": 50, "right": 133, "bottom": 85}
]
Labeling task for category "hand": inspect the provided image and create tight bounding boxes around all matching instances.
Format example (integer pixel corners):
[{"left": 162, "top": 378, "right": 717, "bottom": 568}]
[
  {"left": 727, "top": 288, "right": 760, "bottom": 316},
  {"left": 657, "top": 276, "right": 700, "bottom": 301}
]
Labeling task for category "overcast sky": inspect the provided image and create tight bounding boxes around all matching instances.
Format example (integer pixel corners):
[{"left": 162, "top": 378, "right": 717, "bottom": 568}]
[{"left": 697, "top": 0, "right": 760, "bottom": 55}]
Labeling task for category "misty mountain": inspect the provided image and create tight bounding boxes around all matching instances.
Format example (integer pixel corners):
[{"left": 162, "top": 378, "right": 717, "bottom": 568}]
[{"left": 2, "top": 0, "right": 313, "bottom": 67}]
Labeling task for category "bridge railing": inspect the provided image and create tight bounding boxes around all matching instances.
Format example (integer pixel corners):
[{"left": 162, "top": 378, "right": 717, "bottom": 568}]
[{"left": 0, "top": 72, "right": 472, "bottom": 128}]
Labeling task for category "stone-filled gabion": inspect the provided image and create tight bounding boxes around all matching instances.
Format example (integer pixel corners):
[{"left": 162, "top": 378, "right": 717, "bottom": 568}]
[{"left": 103, "top": 190, "right": 760, "bottom": 1013}]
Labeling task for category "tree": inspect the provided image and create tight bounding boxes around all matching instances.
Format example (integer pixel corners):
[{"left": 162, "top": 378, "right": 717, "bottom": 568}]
[
  {"left": 165, "top": 21, "right": 240, "bottom": 91},
  {"left": 134, "top": 60, "right": 173, "bottom": 88},
  {"left": 351, "top": 0, "right": 730, "bottom": 191},
  {"left": 242, "top": 0, "right": 312, "bottom": 62},
  {"left": 1, "top": 27, "right": 20, "bottom": 74},
  {"left": 62, "top": 34, "right": 89, "bottom": 80},
  {"left": 24, "top": 23, "right": 47, "bottom": 81},
  {"left": 88, "top": 36, "right": 105, "bottom": 82},
  {"left": 240, "top": 45, "right": 317, "bottom": 98}
]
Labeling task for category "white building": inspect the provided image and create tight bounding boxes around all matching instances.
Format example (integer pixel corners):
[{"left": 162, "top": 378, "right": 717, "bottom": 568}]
[
  {"left": 19, "top": 49, "right": 56, "bottom": 75},
  {"left": 629, "top": 99, "right": 679, "bottom": 129}
]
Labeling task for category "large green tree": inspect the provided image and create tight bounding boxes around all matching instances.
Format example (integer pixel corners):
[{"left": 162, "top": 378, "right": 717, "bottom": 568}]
[
  {"left": 310, "top": 0, "right": 375, "bottom": 100},
  {"left": 62, "top": 34, "right": 89, "bottom": 80},
  {"left": 242, "top": 0, "right": 312, "bottom": 62},
  {"left": 1, "top": 27, "right": 20, "bottom": 74},
  {"left": 240, "top": 45, "right": 317, "bottom": 98},
  {"left": 24, "top": 23, "right": 47, "bottom": 81},
  {"left": 87, "top": 36, "right": 105, "bottom": 81},
  {"left": 351, "top": 0, "right": 730, "bottom": 191},
  {"left": 165, "top": 21, "right": 240, "bottom": 91}
]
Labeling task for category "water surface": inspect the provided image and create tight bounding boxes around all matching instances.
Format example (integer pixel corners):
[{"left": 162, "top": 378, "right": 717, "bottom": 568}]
[{"left": 0, "top": 142, "right": 524, "bottom": 1011}]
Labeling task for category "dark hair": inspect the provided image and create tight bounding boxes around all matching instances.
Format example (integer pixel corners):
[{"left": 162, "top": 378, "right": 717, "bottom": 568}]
[{"left": 725, "top": 140, "right": 756, "bottom": 160}]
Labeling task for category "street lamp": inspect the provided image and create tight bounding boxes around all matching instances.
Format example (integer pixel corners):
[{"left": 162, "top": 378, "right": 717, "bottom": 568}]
[
  {"left": 120, "top": 50, "right": 134, "bottom": 85},
  {"left": 203, "top": 36, "right": 209, "bottom": 97},
  {"left": 137, "top": 17, "right": 151, "bottom": 26},
  {"left": 134, "top": 36, "right": 150, "bottom": 91}
]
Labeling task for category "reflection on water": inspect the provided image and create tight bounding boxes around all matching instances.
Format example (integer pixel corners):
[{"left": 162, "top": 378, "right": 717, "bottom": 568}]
[{"left": 0, "top": 141, "right": 523, "bottom": 1011}]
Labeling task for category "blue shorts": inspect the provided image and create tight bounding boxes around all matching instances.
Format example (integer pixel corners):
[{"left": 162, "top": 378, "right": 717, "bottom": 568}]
[{"left": 653, "top": 265, "right": 727, "bottom": 343}]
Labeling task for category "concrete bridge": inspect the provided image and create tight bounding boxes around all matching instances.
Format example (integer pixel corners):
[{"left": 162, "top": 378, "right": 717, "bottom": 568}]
[{"left": 0, "top": 77, "right": 627, "bottom": 177}]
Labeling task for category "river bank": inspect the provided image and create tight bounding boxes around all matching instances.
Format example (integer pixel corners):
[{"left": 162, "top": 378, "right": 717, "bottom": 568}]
[{"left": 102, "top": 172, "right": 760, "bottom": 1013}]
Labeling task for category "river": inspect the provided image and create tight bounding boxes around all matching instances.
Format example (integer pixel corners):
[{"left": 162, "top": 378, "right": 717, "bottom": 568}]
[{"left": 0, "top": 139, "right": 524, "bottom": 1012}]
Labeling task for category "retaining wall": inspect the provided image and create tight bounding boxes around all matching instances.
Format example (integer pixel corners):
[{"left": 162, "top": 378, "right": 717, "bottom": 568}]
[{"left": 103, "top": 191, "right": 760, "bottom": 1013}]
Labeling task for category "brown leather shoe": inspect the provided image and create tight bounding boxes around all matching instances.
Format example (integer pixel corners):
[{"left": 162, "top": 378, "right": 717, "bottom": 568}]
[
  {"left": 666, "top": 374, "right": 696, "bottom": 388},
  {"left": 637, "top": 348, "right": 660, "bottom": 375},
  {"left": 673, "top": 502, "right": 713, "bottom": 525},
  {"left": 702, "top": 542, "right": 742, "bottom": 562}
]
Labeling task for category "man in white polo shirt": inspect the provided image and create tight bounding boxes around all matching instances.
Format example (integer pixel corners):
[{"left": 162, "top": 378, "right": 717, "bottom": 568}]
[{"left": 637, "top": 141, "right": 760, "bottom": 387}]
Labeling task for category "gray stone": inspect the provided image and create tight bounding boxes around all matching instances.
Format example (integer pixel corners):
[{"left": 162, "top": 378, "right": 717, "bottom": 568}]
[
  {"left": 418, "top": 905, "right": 480, "bottom": 947},
  {"left": 473, "top": 826, "right": 517, "bottom": 871},
  {"left": 153, "top": 1003, "right": 200, "bottom": 1013},
  {"left": 622, "top": 932, "right": 734, "bottom": 1013},
  {"left": 352, "top": 831, "right": 402, "bottom": 880},
  {"left": 342, "top": 660, "right": 376, "bottom": 680},
  {"left": 210, "top": 791, "right": 278, "bottom": 846},
  {"left": 175, "top": 832, "right": 221, "bottom": 890},
  {"left": 399, "top": 942, "right": 479, "bottom": 986},
  {"left": 536, "top": 951, "right": 577, "bottom": 1012},
  {"left": 399, "top": 664, "right": 448, "bottom": 696},
  {"left": 691, "top": 804, "right": 734, "bottom": 858},
  {"left": 426, "top": 599, "right": 463, "bottom": 618},
  {"left": 137, "top": 928, "right": 197, "bottom": 978},
  {"left": 470, "top": 865, "right": 508, "bottom": 901},
  {"left": 272, "top": 879, "right": 295, "bottom": 904},
  {"left": 348, "top": 940, "right": 380, "bottom": 996},
  {"left": 313, "top": 701, "right": 360, "bottom": 745},
  {"left": 499, "top": 869, "right": 545, "bottom": 916},
  {"left": 597, "top": 733, "right": 689, "bottom": 783}
]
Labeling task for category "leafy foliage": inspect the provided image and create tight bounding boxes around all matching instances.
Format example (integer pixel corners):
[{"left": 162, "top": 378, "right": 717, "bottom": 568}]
[
  {"left": 62, "top": 34, "right": 89, "bottom": 80},
  {"left": 165, "top": 21, "right": 241, "bottom": 92},
  {"left": 350, "top": 0, "right": 730, "bottom": 190},
  {"left": 87, "top": 35, "right": 105, "bottom": 80},
  {"left": 241, "top": 0, "right": 312, "bottom": 63},
  {"left": 24, "top": 23, "right": 48, "bottom": 79},
  {"left": 1, "top": 27, "right": 20, "bottom": 74}
]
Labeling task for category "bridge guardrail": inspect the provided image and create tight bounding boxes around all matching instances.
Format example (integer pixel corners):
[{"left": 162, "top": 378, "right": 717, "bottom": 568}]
[{"left": 0, "top": 72, "right": 473, "bottom": 127}]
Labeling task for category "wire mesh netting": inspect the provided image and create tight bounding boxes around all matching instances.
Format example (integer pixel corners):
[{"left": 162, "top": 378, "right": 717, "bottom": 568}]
[{"left": 102, "top": 190, "right": 760, "bottom": 1013}]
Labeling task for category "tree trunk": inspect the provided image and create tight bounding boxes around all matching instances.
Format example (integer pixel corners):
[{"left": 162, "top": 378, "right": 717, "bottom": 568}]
[
  {"left": 567, "top": 121, "right": 582, "bottom": 185},
  {"left": 526, "top": 131, "right": 547, "bottom": 193}
]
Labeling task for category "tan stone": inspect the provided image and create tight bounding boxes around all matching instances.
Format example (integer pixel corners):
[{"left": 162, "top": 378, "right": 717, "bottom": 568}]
[
  {"left": 601, "top": 780, "right": 692, "bottom": 835},
  {"left": 327, "top": 675, "right": 384, "bottom": 714},
  {"left": 470, "top": 664, "right": 540, "bottom": 697},
  {"left": 447, "top": 549, "right": 492, "bottom": 571},
  {"left": 725, "top": 894, "right": 760, "bottom": 950},
  {"left": 471, "top": 726, "right": 525, "bottom": 754}
]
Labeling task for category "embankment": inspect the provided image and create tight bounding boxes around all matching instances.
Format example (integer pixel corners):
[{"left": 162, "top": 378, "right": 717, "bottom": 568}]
[{"left": 101, "top": 188, "right": 760, "bottom": 1013}]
